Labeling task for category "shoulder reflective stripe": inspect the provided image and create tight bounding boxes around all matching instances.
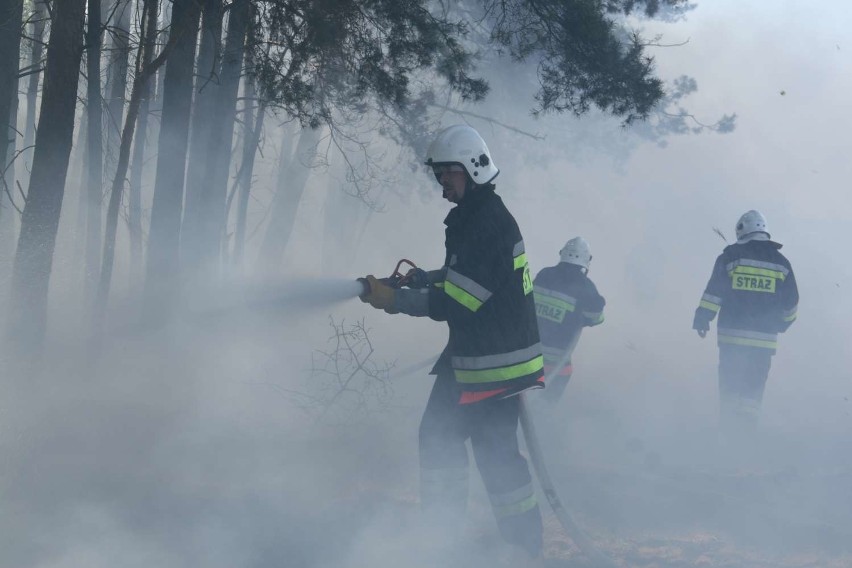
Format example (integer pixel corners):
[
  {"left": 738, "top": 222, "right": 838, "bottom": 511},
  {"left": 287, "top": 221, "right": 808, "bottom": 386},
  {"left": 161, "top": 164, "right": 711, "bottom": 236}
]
[
  {"left": 783, "top": 305, "right": 798, "bottom": 322},
  {"left": 718, "top": 328, "right": 778, "bottom": 349},
  {"left": 513, "top": 240, "right": 526, "bottom": 257},
  {"left": 726, "top": 259, "right": 789, "bottom": 280},
  {"left": 454, "top": 356, "right": 544, "bottom": 383},
  {"left": 434, "top": 282, "right": 445, "bottom": 288},
  {"left": 533, "top": 286, "right": 577, "bottom": 305},
  {"left": 452, "top": 343, "right": 542, "bottom": 370},
  {"left": 445, "top": 281, "right": 483, "bottom": 311}
]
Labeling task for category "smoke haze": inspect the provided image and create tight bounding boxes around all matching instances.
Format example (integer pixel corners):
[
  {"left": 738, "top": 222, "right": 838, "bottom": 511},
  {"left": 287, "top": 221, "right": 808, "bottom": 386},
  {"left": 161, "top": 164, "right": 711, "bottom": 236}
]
[{"left": 3, "top": 1, "right": 852, "bottom": 567}]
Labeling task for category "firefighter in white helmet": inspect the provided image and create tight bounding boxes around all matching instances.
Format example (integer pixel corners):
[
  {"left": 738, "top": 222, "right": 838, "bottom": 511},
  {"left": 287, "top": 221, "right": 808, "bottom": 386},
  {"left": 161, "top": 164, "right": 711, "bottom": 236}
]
[
  {"left": 533, "top": 237, "right": 606, "bottom": 402},
  {"left": 693, "top": 210, "right": 799, "bottom": 435},
  {"left": 359, "top": 125, "right": 544, "bottom": 559}
]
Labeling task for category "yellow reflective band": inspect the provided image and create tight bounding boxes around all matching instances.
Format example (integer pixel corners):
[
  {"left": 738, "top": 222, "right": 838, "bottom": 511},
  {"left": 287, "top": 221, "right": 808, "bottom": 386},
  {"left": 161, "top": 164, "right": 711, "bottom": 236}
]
[
  {"left": 783, "top": 309, "right": 798, "bottom": 322},
  {"left": 535, "top": 294, "right": 575, "bottom": 313},
  {"left": 444, "top": 280, "right": 483, "bottom": 312},
  {"left": 589, "top": 313, "right": 604, "bottom": 325},
  {"left": 514, "top": 252, "right": 532, "bottom": 294},
  {"left": 535, "top": 294, "right": 574, "bottom": 324},
  {"left": 732, "top": 274, "right": 776, "bottom": 293},
  {"left": 719, "top": 335, "right": 777, "bottom": 349},
  {"left": 730, "top": 265, "right": 786, "bottom": 281},
  {"left": 493, "top": 494, "right": 538, "bottom": 518},
  {"left": 699, "top": 300, "right": 721, "bottom": 312},
  {"left": 434, "top": 281, "right": 444, "bottom": 288},
  {"left": 455, "top": 355, "right": 544, "bottom": 383}
]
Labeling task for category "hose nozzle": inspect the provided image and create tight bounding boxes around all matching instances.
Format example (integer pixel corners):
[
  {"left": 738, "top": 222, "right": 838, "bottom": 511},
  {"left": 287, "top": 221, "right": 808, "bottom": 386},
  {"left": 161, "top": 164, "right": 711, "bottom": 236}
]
[{"left": 356, "top": 277, "right": 370, "bottom": 298}]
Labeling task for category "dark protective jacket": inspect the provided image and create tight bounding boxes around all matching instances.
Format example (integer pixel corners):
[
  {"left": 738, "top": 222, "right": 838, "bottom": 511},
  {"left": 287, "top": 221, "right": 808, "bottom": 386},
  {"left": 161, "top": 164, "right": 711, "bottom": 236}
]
[
  {"left": 693, "top": 239, "right": 798, "bottom": 353},
  {"left": 533, "top": 263, "right": 605, "bottom": 374},
  {"left": 425, "top": 186, "right": 544, "bottom": 400}
]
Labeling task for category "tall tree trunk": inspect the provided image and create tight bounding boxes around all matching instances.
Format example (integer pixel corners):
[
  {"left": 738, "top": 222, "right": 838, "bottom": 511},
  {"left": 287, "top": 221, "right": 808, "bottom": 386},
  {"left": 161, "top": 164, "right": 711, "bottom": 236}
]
[
  {"left": 256, "top": 125, "right": 321, "bottom": 277},
  {"left": 3, "top": 69, "right": 20, "bottom": 229},
  {"left": 128, "top": 86, "right": 150, "bottom": 293},
  {"left": 22, "top": 0, "right": 47, "bottom": 173},
  {"left": 232, "top": 74, "right": 264, "bottom": 270},
  {"left": 0, "top": 0, "right": 24, "bottom": 213},
  {"left": 8, "top": 0, "right": 87, "bottom": 347},
  {"left": 181, "top": 0, "right": 222, "bottom": 267},
  {"left": 185, "top": 0, "right": 249, "bottom": 283},
  {"left": 94, "top": 0, "right": 168, "bottom": 338},
  {"left": 146, "top": 0, "right": 171, "bottom": 169},
  {"left": 153, "top": 0, "right": 172, "bottom": 104},
  {"left": 71, "top": 106, "right": 88, "bottom": 265},
  {"left": 84, "top": 0, "right": 104, "bottom": 302},
  {"left": 103, "top": 0, "right": 132, "bottom": 181},
  {"left": 144, "top": 0, "right": 201, "bottom": 318},
  {"left": 0, "top": 78, "right": 20, "bottom": 260}
]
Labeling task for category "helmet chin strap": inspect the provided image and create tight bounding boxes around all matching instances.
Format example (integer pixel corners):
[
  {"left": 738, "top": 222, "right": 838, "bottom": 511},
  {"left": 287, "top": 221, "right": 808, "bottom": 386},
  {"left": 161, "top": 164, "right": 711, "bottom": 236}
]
[{"left": 465, "top": 176, "right": 476, "bottom": 194}]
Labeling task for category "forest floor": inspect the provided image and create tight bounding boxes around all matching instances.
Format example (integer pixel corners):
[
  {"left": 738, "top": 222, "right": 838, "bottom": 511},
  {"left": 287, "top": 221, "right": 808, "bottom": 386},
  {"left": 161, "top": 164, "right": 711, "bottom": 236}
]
[
  {"left": 3, "top": 330, "right": 850, "bottom": 568},
  {"left": 329, "top": 460, "right": 852, "bottom": 568}
]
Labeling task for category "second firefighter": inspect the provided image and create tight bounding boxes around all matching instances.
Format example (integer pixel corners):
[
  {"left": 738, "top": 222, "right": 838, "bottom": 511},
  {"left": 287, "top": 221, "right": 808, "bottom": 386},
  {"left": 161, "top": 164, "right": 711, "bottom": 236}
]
[{"left": 533, "top": 237, "right": 605, "bottom": 402}]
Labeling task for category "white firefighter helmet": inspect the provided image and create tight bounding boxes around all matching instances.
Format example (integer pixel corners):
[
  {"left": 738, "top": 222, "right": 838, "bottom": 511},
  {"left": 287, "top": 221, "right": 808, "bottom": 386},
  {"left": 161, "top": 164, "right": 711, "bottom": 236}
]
[
  {"left": 735, "top": 210, "right": 770, "bottom": 243},
  {"left": 424, "top": 124, "right": 500, "bottom": 184},
  {"left": 559, "top": 237, "right": 592, "bottom": 270}
]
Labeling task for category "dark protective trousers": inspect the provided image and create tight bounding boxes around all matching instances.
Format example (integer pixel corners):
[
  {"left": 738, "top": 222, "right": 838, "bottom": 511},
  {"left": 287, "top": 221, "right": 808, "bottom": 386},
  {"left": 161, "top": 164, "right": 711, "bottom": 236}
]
[
  {"left": 718, "top": 344, "right": 773, "bottom": 432},
  {"left": 419, "top": 372, "right": 543, "bottom": 557}
]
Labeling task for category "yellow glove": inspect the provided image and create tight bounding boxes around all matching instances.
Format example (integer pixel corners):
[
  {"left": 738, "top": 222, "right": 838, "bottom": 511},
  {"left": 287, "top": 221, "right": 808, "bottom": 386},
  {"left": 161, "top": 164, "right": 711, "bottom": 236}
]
[{"left": 360, "top": 275, "right": 398, "bottom": 313}]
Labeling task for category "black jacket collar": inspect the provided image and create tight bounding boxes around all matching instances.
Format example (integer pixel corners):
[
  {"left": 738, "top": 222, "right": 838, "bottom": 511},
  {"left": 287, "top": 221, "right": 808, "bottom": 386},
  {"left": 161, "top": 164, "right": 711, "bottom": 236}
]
[{"left": 444, "top": 185, "right": 497, "bottom": 227}]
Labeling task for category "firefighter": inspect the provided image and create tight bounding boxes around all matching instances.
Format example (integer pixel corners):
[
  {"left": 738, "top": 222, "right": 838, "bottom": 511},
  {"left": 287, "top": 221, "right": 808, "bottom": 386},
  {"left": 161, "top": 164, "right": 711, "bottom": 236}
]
[
  {"left": 533, "top": 237, "right": 605, "bottom": 402},
  {"left": 360, "top": 124, "right": 544, "bottom": 560},
  {"left": 693, "top": 210, "right": 798, "bottom": 434}
]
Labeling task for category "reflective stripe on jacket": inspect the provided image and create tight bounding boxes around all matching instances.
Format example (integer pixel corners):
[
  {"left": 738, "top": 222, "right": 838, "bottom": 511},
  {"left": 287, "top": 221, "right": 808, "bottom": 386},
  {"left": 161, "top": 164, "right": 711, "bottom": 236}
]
[
  {"left": 427, "top": 187, "right": 543, "bottom": 397},
  {"left": 533, "top": 262, "right": 605, "bottom": 369},
  {"left": 694, "top": 240, "right": 798, "bottom": 353}
]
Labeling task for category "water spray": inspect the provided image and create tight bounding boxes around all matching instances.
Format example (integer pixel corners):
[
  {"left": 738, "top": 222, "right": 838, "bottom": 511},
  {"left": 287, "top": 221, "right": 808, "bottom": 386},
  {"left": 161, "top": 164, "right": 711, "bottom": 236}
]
[{"left": 183, "top": 258, "right": 425, "bottom": 322}]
